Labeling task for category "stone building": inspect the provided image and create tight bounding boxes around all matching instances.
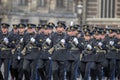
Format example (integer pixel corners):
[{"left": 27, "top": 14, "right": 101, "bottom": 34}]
[
  {"left": 0, "top": 0, "right": 79, "bottom": 26},
  {"left": 82, "top": 0, "right": 120, "bottom": 27},
  {"left": 0, "top": 0, "right": 120, "bottom": 28}
]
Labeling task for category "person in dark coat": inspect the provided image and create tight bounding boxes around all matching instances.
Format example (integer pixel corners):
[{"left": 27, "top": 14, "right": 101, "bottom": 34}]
[
  {"left": 36, "top": 23, "right": 54, "bottom": 80},
  {"left": 0, "top": 23, "right": 11, "bottom": 80},
  {"left": 80, "top": 29, "right": 96, "bottom": 80},
  {"left": 51, "top": 21, "right": 68, "bottom": 80},
  {"left": 22, "top": 24, "right": 39, "bottom": 80},
  {"left": 91, "top": 28, "right": 107, "bottom": 80},
  {"left": 66, "top": 25, "right": 84, "bottom": 80},
  {"left": 10, "top": 24, "right": 26, "bottom": 80},
  {"left": 114, "top": 29, "right": 120, "bottom": 79},
  {"left": 105, "top": 28, "right": 117, "bottom": 80},
  {"left": 9, "top": 24, "right": 19, "bottom": 80}
]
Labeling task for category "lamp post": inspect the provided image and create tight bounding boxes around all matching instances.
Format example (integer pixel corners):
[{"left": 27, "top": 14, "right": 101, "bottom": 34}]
[{"left": 77, "top": 4, "right": 83, "bottom": 25}]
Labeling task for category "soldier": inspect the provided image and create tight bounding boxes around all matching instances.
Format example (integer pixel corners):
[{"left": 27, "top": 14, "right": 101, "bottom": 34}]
[
  {"left": 0, "top": 23, "right": 11, "bottom": 80},
  {"left": 114, "top": 29, "right": 120, "bottom": 79},
  {"left": 36, "top": 23, "right": 54, "bottom": 80},
  {"left": 22, "top": 24, "right": 39, "bottom": 80},
  {"left": 91, "top": 28, "right": 107, "bottom": 80},
  {"left": 9, "top": 24, "right": 19, "bottom": 80},
  {"left": 51, "top": 21, "right": 67, "bottom": 80},
  {"left": 36, "top": 24, "right": 44, "bottom": 34},
  {"left": 66, "top": 25, "right": 84, "bottom": 80},
  {"left": 80, "top": 29, "right": 96, "bottom": 80},
  {"left": 10, "top": 24, "right": 26, "bottom": 80},
  {"left": 105, "top": 28, "right": 116, "bottom": 80}
]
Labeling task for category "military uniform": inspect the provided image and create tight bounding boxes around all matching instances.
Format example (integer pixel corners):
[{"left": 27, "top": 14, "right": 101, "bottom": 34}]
[
  {"left": 0, "top": 23, "right": 11, "bottom": 80},
  {"left": 80, "top": 30, "right": 96, "bottom": 80},
  {"left": 66, "top": 26, "right": 84, "bottom": 80},
  {"left": 36, "top": 24, "right": 54, "bottom": 80},
  {"left": 114, "top": 30, "right": 120, "bottom": 79},
  {"left": 10, "top": 24, "right": 26, "bottom": 80},
  {"left": 51, "top": 22, "right": 68, "bottom": 80},
  {"left": 105, "top": 29, "right": 116, "bottom": 80},
  {"left": 22, "top": 24, "right": 39, "bottom": 80},
  {"left": 92, "top": 29, "right": 107, "bottom": 80}
]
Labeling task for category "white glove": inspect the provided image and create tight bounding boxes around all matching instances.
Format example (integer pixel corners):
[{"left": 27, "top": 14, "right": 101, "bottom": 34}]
[
  {"left": 109, "top": 41, "right": 114, "bottom": 45},
  {"left": 17, "top": 56, "right": 21, "bottom": 60},
  {"left": 98, "top": 42, "right": 102, "bottom": 46},
  {"left": 4, "top": 37, "right": 9, "bottom": 44},
  {"left": 30, "top": 37, "right": 35, "bottom": 43},
  {"left": 73, "top": 37, "right": 78, "bottom": 44},
  {"left": 87, "top": 44, "right": 92, "bottom": 49},
  {"left": 48, "top": 57, "right": 52, "bottom": 60},
  {"left": 20, "top": 38, "right": 23, "bottom": 43},
  {"left": 61, "top": 39, "right": 65, "bottom": 44},
  {"left": 46, "top": 38, "right": 51, "bottom": 44}
]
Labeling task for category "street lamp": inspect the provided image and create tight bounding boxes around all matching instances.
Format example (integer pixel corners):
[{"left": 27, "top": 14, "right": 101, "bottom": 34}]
[{"left": 77, "top": 4, "right": 83, "bottom": 25}]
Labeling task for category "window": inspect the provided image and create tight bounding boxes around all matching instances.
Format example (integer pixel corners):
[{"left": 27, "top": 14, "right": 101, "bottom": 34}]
[
  {"left": 0, "top": 0, "right": 2, "bottom": 4},
  {"left": 38, "top": 0, "right": 46, "bottom": 7},
  {"left": 39, "top": 20, "right": 47, "bottom": 25},
  {"left": 56, "top": 0, "right": 65, "bottom": 8},
  {"left": 20, "top": 19, "right": 29, "bottom": 24},
  {"left": 19, "top": 0, "right": 28, "bottom": 6},
  {"left": 58, "top": 21, "right": 66, "bottom": 24},
  {"left": 101, "top": 0, "right": 115, "bottom": 18}
]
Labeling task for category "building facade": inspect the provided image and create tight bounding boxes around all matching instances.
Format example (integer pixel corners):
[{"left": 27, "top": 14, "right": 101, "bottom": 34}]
[
  {"left": 0, "top": 0, "right": 120, "bottom": 28},
  {"left": 83, "top": 0, "right": 120, "bottom": 27},
  {"left": 0, "top": 0, "right": 79, "bottom": 26}
]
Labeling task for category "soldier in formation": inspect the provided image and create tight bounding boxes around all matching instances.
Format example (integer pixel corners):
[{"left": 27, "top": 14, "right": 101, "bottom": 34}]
[{"left": 0, "top": 22, "right": 120, "bottom": 80}]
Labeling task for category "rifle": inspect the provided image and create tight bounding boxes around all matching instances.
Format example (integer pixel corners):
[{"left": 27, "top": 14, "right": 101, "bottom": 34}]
[
  {"left": 48, "top": 33, "right": 66, "bottom": 54},
  {"left": 21, "top": 34, "right": 36, "bottom": 55}
]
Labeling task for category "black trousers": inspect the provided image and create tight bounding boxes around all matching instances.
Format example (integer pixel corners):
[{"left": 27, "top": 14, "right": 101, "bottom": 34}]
[
  {"left": 52, "top": 60, "right": 66, "bottom": 80},
  {"left": 116, "top": 60, "right": 120, "bottom": 79},
  {"left": 0, "top": 58, "right": 10, "bottom": 80},
  {"left": 23, "top": 59, "right": 37, "bottom": 80},
  {"left": 11, "top": 57, "right": 23, "bottom": 80},
  {"left": 66, "top": 60, "right": 79, "bottom": 80},
  {"left": 106, "top": 59, "right": 116, "bottom": 80},
  {"left": 80, "top": 61, "right": 96, "bottom": 80},
  {"left": 91, "top": 62, "right": 103, "bottom": 80},
  {"left": 37, "top": 59, "right": 52, "bottom": 80}
]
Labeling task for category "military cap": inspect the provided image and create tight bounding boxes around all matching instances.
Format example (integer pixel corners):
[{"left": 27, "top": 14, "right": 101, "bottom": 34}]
[
  {"left": 37, "top": 24, "right": 42, "bottom": 29},
  {"left": 18, "top": 24, "right": 26, "bottom": 28},
  {"left": 93, "top": 28, "right": 100, "bottom": 35},
  {"left": 13, "top": 24, "right": 18, "bottom": 29},
  {"left": 43, "top": 24, "right": 48, "bottom": 29},
  {"left": 84, "top": 31, "right": 92, "bottom": 36},
  {"left": 66, "top": 27, "right": 71, "bottom": 32},
  {"left": 83, "top": 28, "right": 90, "bottom": 32},
  {"left": 83, "top": 25, "right": 89, "bottom": 29},
  {"left": 1, "top": 23, "right": 10, "bottom": 28},
  {"left": 70, "top": 25, "right": 78, "bottom": 31},
  {"left": 57, "top": 21, "right": 66, "bottom": 29},
  {"left": 47, "top": 22, "right": 55, "bottom": 29},
  {"left": 27, "top": 24, "right": 36, "bottom": 28},
  {"left": 100, "top": 30, "right": 106, "bottom": 35},
  {"left": 99, "top": 28, "right": 106, "bottom": 35},
  {"left": 48, "top": 22, "right": 55, "bottom": 28},
  {"left": 107, "top": 28, "right": 115, "bottom": 33}
]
